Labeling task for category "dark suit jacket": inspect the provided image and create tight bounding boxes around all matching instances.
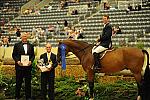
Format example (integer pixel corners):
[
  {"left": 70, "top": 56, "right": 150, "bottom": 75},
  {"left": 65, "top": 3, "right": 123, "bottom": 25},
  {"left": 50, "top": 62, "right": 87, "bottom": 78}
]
[
  {"left": 40, "top": 52, "right": 58, "bottom": 77},
  {"left": 100, "top": 23, "right": 112, "bottom": 48},
  {"left": 12, "top": 41, "right": 35, "bottom": 70}
]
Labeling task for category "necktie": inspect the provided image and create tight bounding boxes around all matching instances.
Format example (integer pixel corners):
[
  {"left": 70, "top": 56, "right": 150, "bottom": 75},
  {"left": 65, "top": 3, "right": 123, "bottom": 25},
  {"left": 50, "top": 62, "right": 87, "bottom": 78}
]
[
  {"left": 48, "top": 53, "right": 52, "bottom": 65},
  {"left": 48, "top": 53, "right": 50, "bottom": 63}
]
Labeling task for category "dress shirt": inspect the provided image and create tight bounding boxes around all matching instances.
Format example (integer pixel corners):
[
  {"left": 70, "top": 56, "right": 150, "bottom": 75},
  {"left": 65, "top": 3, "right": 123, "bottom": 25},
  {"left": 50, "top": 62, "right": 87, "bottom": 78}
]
[{"left": 23, "top": 44, "right": 28, "bottom": 54}]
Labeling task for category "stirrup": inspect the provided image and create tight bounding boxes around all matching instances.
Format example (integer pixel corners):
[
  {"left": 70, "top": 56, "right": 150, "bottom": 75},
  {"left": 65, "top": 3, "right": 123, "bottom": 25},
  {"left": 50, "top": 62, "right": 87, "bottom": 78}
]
[
  {"left": 95, "top": 67, "right": 101, "bottom": 70},
  {"left": 94, "top": 67, "right": 101, "bottom": 73}
]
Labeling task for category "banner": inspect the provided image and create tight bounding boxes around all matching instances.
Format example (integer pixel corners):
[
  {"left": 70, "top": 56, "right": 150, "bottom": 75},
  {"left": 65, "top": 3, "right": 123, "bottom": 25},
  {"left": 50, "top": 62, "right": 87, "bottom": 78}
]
[{"left": 60, "top": 44, "right": 66, "bottom": 70}]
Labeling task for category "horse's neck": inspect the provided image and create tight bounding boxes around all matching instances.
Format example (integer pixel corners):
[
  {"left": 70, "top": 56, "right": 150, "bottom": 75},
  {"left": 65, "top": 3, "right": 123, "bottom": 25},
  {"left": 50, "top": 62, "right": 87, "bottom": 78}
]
[
  {"left": 70, "top": 44, "right": 92, "bottom": 62},
  {"left": 64, "top": 40, "right": 92, "bottom": 61},
  {"left": 70, "top": 47, "right": 84, "bottom": 61}
]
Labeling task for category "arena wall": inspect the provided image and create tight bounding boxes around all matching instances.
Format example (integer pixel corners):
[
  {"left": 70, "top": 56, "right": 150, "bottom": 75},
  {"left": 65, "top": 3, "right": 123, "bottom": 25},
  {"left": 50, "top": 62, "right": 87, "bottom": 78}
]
[{"left": 0, "top": 47, "right": 149, "bottom": 82}]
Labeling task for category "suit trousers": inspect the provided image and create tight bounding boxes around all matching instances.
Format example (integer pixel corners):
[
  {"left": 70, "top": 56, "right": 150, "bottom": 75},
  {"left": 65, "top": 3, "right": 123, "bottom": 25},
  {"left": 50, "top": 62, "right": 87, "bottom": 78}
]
[
  {"left": 15, "top": 69, "right": 31, "bottom": 99},
  {"left": 41, "top": 72, "right": 55, "bottom": 100}
]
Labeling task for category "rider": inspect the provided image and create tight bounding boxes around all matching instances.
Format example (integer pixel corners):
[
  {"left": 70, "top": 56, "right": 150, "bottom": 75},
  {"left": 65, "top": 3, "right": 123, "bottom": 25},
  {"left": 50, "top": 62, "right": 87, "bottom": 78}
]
[{"left": 92, "top": 15, "right": 112, "bottom": 70}]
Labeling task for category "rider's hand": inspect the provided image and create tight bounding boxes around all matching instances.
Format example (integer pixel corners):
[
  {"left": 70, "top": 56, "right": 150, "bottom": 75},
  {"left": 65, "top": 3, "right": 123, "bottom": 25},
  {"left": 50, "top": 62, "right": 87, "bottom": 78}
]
[{"left": 96, "top": 37, "right": 100, "bottom": 42}]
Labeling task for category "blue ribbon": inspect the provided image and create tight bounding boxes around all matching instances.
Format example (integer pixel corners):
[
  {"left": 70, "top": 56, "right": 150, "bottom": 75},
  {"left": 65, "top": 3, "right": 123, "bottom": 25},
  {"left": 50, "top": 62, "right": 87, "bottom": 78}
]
[{"left": 60, "top": 44, "right": 66, "bottom": 70}]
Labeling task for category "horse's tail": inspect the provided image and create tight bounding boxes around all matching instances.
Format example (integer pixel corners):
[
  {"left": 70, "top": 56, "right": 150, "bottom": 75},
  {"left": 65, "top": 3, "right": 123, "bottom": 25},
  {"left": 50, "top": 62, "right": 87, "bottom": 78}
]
[{"left": 142, "top": 50, "right": 149, "bottom": 67}]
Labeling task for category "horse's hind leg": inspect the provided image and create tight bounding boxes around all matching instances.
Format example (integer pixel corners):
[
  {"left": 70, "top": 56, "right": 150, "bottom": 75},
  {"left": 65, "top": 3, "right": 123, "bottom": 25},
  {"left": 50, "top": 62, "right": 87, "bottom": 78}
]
[
  {"left": 133, "top": 73, "right": 142, "bottom": 100},
  {"left": 141, "top": 65, "right": 150, "bottom": 100},
  {"left": 134, "top": 73, "right": 150, "bottom": 100}
]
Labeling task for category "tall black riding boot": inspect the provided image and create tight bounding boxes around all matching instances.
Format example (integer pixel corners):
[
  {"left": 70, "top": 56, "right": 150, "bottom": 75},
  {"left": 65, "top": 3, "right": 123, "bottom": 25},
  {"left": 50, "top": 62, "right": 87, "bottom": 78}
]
[{"left": 93, "top": 52, "right": 101, "bottom": 70}]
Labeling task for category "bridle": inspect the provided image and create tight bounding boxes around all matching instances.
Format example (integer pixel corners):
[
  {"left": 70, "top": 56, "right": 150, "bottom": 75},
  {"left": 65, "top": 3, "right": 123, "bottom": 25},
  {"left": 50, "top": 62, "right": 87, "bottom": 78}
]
[{"left": 60, "top": 43, "right": 92, "bottom": 58}]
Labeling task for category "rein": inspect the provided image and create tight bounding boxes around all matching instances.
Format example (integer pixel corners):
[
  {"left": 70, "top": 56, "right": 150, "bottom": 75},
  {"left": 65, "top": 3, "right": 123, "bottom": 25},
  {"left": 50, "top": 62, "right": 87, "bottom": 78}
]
[{"left": 65, "top": 44, "right": 92, "bottom": 58}]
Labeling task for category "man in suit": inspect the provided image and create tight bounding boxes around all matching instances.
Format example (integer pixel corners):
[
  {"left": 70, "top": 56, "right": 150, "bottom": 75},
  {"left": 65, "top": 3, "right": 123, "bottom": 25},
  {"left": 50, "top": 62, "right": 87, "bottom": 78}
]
[
  {"left": 39, "top": 43, "right": 58, "bottom": 100},
  {"left": 12, "top": 32, "right": 35, "bottom": 100},
  {"left": 92, "top": 15, "right": 112, "bottom": 70}
]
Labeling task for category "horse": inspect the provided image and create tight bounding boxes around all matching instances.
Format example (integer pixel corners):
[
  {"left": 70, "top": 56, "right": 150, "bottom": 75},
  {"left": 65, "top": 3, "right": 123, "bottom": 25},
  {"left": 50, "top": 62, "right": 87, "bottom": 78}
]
[{"left": 57, "top": 40, "right": 150, "bottom": 100}]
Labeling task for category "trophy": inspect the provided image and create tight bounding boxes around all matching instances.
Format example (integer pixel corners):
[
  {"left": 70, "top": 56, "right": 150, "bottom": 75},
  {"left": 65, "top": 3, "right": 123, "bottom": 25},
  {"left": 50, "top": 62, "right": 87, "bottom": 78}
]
[{"left": 37, "top": 59, "right": 52, "bottom": 72}]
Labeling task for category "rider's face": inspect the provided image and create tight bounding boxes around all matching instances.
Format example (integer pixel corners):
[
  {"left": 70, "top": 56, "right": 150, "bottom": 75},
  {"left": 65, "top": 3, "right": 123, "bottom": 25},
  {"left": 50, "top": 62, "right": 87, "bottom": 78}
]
[{"left": 102, "top": 16, "right": 109, "bottom": 24}]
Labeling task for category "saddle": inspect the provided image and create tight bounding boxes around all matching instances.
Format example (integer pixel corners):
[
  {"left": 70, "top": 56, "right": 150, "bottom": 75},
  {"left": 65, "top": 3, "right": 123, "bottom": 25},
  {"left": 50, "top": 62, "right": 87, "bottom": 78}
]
[{"left": 99, "top": 47, "right": 114, "bottom": 59}]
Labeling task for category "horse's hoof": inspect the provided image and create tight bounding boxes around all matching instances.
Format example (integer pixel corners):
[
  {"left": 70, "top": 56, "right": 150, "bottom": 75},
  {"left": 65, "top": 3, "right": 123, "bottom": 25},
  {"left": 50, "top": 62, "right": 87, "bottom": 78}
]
[
  {"left": 89, "top": 98, "right": 94, "bottom": 100},
  {"left": 137, "top": 96, "right": 141, "bottom": 100}
]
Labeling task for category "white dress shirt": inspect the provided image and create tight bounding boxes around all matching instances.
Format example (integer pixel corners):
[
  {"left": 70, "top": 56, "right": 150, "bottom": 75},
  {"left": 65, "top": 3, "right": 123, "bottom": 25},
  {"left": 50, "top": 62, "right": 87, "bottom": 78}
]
[{"left": 23, "top": 44, "right": 28, "bottom": 54}]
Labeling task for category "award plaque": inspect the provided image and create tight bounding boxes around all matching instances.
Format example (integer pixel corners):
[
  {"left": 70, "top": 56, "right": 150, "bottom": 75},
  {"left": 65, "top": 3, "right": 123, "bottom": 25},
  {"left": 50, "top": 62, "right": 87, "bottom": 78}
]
[{"left": 21, "top": 55, "right": 29, "bottom": 66}]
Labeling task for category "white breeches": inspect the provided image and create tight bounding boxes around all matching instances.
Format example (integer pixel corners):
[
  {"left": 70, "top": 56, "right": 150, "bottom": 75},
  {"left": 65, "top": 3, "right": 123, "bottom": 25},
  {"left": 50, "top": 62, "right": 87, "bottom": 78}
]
[{"left": 92, "top": 45, "right": 108, "bottom": 54}]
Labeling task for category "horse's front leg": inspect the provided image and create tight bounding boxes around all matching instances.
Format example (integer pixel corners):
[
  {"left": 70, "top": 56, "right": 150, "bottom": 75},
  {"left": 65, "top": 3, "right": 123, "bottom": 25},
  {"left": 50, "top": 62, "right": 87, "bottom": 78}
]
[
  {"left": 87, "top": 69, "right": 95, "bottom": 99},
  {"left": 88, "top": 81, "right": 94, "bottom": 99}
]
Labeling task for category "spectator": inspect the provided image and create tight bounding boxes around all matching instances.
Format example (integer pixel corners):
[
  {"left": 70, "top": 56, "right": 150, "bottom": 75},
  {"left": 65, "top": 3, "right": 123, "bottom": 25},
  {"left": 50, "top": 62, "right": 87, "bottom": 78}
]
[
  {"left": 8, "top": 26, "right": 15, "bottom": 34},
  {"left": 0, "top": 27, "right": 3, "bottom": 37},
  {"left": 1, "top": 36, "right": 9, "bottom": 47},
  {"left": 34, "top": 8, "right": 40, "bottom": 15},
  {"left": 68, "top": 27, "right": 78, "bottom": 39},
  {"left": 32, "top": 27, "right": 40, "bottom": 46},
  {"left": 128, "top": 4, "right": 133, "bottom": 11},
  {"left": 63, "top": 20, "right": 68, "bottom": 30},
  {"left": 47, "top": 25, "right": 55, "bottom": 37},
  {"left": 135, "top": 4, "right": 141, "bottom": 11},
  {"left": 31, "top": 26, "right": 36, "bottom": 38},
  {"left": 104, "top": 2, "right": 110, "bottom": 10},
  {"left": 0, "top": 18, "right": 5, "bottom": 27},
  {"left": 0, "top": 27, "right": 5, "bottom": 34},
  {"left": 0, "top": 31, "right": 1, "bottom": 38},
  {"left": 23, "top": 8, "right": 33, "bottom": 15},
  {"left": 115, "top": 26, "right": 122, "bottom": 34},
  {"left": 64, "top": 26, "right": 70, "bottom": 36},
  {"left": 16, "top": 28, "right": 21, "bottom": 41},
  {"left": 76, "top": 27, "right": 85, "bottom": 39},
  {"left": 87, "top": 2, "right": 91, "bottom": 8},
  {"left": 8, "top": 35, "right": 11, "bottom": 43},
  {"left": 126, "top": 4, "right": 133, "bottom": 13},
  {"left": 60, "top": 0, "right": 68, "bottom": 9},
  {"left": 36, "top": 27, "right": 42, "bottom": 36},
  {"left": 55, "top": 22, "right": 60, "bottom": 35},
  {"left": 71, "top": 9, "right": 78, "bottom": 15},
  {"left": 48, "top": 25, "right": 55, "bottom": 32},
  {"left": 68, "top": 29, "right": 76, "bottom": 39},
  {"left": 47, "top": 5, "right": 52, "bottom": 11},
  {"left": 7, "top": 18, "right": 10, "bottom": 26},
  {"left": 112, "top": 26, "right": 122, "bottom": 35},
  {"left": 0, "top": 41, "right": 2, "bottom": 47},
  {"left": 23, "top": 9, "right": 30, "bottom": 15}
]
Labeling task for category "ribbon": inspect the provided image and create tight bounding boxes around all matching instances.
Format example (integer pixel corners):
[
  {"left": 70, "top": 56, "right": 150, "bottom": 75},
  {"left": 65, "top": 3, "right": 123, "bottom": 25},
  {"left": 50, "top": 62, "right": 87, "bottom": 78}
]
[{"left": 60, "top": 44, "right": 66, "bottom": 70}]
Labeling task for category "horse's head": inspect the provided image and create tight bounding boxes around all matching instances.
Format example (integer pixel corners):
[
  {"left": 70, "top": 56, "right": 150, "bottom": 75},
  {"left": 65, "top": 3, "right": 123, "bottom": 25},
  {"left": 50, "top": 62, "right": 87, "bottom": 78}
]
[
  {"left": 57, "top": 39, "right": 92, "bottom": 63},
  {"left": 57, "top": 40, "right": 70, "bottom": 63}
]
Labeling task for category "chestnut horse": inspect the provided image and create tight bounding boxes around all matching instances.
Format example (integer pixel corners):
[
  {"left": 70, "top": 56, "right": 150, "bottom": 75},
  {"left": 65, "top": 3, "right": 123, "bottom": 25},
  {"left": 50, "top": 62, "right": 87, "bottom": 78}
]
[{"left": 57, "top": 40, "right": 150, "bottom": 100}]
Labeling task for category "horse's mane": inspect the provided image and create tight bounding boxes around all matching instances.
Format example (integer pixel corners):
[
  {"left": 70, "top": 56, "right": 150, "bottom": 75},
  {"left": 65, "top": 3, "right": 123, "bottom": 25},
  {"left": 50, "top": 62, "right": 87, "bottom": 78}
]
[{"left": 62, "top": 40, "right": 92, "bottom": 50}]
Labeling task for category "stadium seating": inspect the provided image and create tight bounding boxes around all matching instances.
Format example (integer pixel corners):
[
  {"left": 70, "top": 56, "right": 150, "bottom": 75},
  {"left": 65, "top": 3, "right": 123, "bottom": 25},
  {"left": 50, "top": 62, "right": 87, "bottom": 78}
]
[{"left": 1, "top": 0, "right": 150, "bottom": 48}]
